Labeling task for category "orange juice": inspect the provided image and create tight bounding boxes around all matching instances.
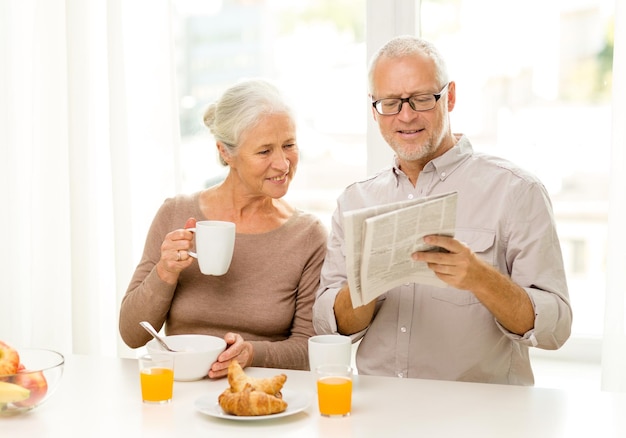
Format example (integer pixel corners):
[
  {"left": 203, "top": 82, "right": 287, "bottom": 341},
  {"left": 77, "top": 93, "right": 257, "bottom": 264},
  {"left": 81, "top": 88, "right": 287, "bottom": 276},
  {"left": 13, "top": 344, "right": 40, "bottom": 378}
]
[
  {"left": 317, "top": 376, "right": 352, "bottom": 416},
  {"left": 140, "top": 367, "right": 174, "bottom": 403}
]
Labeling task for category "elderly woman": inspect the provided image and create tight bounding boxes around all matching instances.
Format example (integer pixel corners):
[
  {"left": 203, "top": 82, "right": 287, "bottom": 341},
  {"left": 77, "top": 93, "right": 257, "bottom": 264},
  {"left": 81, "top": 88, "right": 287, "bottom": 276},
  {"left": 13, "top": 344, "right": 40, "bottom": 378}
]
[{"left": 119, "top": 79, "right": 327, "bottom": 378}]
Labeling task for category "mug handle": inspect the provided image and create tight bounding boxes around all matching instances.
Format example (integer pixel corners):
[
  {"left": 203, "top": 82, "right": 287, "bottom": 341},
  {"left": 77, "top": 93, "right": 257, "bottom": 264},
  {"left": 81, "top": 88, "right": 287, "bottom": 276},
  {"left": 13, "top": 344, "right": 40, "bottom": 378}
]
[{"left": 186, "top": 227, "right": 198, "bottom": 259}]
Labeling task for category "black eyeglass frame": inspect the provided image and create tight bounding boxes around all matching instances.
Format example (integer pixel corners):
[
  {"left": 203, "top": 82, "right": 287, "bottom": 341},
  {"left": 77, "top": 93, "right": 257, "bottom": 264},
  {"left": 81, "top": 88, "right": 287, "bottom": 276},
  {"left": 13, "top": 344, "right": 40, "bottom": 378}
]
[{"left": 371, "top": 82, "right": 450, "bottom": 115}]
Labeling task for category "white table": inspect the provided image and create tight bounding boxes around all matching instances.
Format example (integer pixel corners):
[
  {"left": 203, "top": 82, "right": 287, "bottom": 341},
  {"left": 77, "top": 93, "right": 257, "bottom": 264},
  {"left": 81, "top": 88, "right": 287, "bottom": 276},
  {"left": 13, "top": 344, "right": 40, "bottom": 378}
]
[{"left": 3, "top": 354, "right": 625, "bottom": 437}]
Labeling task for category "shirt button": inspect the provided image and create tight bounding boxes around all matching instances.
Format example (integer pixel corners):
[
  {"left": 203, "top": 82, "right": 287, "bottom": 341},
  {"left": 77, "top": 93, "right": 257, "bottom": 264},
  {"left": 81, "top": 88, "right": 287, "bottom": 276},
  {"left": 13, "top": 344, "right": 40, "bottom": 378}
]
[
  {"left": 408, "top": 194, "right": 414, "bottom": 199},
  {"left": 397, "top": 372, "right": 404, "bottom": 378},
  {"left": 441, "top": 172, "right": 446, "bottom": 177},
  {"left": 400, "top": 327, "right": 407, "bottom": 333}
]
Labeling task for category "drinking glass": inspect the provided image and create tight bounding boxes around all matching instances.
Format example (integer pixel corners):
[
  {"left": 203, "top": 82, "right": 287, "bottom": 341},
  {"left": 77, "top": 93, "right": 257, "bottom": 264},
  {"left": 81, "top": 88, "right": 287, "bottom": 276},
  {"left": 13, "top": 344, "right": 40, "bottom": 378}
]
[
  {"left": 316, "top": 364, "right": 353, "bottom": 417},
  {"left": 138, "top": 354, "right": 174, "bottom": 404}
]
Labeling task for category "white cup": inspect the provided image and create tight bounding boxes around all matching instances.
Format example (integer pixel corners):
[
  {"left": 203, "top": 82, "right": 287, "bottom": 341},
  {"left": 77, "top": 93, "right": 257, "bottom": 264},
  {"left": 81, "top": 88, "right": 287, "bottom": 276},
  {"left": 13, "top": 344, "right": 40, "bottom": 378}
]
[
  {"left": 187, "top": 220, "right": 236, "bottom": 276},
  {"left": 308, "top": 334, "right": 352, "bottom": 371}
]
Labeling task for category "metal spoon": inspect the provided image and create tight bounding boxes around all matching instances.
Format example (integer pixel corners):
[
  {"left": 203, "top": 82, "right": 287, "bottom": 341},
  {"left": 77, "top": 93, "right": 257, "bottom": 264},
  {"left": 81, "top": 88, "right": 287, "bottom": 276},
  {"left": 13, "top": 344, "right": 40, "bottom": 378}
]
[{"left": 139, "top": 321, "right": 178, "bottom": 352}]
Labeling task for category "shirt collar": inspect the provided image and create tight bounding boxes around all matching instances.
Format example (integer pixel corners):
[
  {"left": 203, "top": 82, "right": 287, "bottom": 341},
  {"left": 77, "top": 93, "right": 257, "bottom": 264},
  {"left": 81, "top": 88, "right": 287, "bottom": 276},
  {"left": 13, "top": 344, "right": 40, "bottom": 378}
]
[{"left": 392, "top": 134, "right": 473, "bottom": 183}]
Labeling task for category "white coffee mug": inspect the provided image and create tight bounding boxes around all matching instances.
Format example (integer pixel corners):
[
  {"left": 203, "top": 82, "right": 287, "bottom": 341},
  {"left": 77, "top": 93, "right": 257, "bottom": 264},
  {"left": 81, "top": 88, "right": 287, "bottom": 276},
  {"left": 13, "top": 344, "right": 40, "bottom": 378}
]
[
  {"left": 187, "top": 220, "right": 236, "bottom": 276},
  {"left": 308, "top": 334, "right": 352, "bottom": 371}
]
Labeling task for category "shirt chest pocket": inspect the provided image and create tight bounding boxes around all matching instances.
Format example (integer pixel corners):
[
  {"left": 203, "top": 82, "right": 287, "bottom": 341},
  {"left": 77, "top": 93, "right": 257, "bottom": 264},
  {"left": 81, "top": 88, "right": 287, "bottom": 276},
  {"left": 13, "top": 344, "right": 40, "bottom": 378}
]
[
  {"left": 456, "top": 228, "right": 496, "bottom": 266},
  {"left": 430, "top": 228, "right": 496, "bottom": 306}
]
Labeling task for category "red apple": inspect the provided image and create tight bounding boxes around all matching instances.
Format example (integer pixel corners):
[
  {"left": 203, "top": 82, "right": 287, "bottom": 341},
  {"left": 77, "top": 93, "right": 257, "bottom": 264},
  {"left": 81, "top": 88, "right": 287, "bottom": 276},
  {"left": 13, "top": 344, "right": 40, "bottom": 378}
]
[
  {"left": 11, "top": 366, "right": 48, "bottom": 407},
  {"left": 0, "top": 341, "right": 20, "bottom": 376}
]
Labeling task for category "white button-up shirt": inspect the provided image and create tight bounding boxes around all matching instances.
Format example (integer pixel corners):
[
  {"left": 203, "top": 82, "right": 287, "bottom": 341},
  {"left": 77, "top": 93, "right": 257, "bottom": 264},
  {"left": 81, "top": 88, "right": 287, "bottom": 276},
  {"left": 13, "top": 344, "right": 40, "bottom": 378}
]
[{"left": 313, "top": 135, "right": 572, "bottom": 385}]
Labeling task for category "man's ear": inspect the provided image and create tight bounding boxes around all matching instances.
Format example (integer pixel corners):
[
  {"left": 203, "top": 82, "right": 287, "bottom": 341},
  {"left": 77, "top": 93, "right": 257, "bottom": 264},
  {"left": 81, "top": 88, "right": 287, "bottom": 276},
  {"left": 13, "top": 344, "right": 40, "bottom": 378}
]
[
  {"left": 446, "top": 81, "right": 456, "bottom": 112},
  {"left": 369, "top": 95, "right": 379, "bottom": 121}
]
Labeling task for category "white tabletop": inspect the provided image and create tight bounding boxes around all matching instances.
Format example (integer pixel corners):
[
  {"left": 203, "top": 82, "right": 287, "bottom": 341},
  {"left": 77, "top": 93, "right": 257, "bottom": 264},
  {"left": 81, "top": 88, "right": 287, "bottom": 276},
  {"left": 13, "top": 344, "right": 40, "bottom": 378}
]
[{"left": 2, "top": 354, "right": 625, "bottom": 437}]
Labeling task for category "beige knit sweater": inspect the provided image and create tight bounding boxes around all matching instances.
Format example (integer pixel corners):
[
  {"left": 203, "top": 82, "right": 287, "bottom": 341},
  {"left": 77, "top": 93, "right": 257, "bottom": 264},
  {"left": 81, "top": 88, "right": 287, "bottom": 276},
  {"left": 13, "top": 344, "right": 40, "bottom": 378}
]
[{"left": 119, "top": 192, "right": 328, "bottom": 370}]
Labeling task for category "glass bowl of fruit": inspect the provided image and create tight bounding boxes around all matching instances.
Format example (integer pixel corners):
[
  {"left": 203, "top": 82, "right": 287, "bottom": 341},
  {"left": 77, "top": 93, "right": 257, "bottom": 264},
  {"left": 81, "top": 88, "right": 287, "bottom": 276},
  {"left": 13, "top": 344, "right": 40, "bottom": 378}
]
[{"left": 0, "top": 342, "right": 64, "bottom": 416}]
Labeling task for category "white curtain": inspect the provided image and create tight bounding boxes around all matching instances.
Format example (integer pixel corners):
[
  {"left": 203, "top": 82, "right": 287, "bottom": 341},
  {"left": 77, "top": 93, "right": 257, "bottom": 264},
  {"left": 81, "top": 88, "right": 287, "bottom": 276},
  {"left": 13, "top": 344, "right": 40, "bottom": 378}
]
[
  {"left": 601, "top": 0, "right": 626, "bottom": 392},
  {"left": 0, "top": 0, "right": 180, "bottom": 358}
]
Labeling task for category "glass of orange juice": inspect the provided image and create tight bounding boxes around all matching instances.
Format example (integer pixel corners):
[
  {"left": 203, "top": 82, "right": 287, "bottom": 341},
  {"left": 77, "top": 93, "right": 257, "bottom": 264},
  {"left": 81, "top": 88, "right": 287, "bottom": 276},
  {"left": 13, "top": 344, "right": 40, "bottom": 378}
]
[
  {"left": 316, "top": 364, "right": 353, "bottom": 417},
  {"left": 138, "top": 354, "right": 174, "bottom": 404}
]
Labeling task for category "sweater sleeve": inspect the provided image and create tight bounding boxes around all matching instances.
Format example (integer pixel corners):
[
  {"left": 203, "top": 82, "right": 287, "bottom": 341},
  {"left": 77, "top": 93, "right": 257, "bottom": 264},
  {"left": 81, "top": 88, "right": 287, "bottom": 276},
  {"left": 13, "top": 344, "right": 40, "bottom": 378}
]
[
  {"left": 249, "top": 217, "right": 328, "bottom": 370},
  {"left": 118, "top": 199, "right": 179, "bottom": 348}
]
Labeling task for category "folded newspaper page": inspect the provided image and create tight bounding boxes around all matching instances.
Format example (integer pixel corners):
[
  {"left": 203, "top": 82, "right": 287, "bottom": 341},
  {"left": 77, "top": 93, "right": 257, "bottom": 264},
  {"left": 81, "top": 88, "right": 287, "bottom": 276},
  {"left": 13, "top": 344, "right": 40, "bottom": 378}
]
[{"left": 343, "top": 191, "right": 458, "bottom": 307}]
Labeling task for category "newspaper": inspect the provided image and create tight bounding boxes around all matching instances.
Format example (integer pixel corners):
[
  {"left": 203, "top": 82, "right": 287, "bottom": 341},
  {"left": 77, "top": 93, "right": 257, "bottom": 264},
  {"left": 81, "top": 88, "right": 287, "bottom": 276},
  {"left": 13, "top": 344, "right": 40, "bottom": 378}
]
[{"left": 343, "top": 191, "right": 458, "bottom": 307}]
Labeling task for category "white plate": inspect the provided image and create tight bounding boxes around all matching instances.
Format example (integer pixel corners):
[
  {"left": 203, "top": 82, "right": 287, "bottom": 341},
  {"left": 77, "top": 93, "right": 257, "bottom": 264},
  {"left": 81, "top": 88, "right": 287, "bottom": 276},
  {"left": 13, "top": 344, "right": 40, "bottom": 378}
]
[{"left": 194, "top": 389, "right": 312, "bottom": 421}]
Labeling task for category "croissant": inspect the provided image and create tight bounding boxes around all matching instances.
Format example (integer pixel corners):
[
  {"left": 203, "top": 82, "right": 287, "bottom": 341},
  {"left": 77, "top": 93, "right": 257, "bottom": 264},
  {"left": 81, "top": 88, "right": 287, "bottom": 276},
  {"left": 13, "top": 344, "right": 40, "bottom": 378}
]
[
  {"left": 227, "top": 360, "right": 287, "bottom": 395},
  {"left": 218, "top": 383, "right": 288, "bottom": 416},
  {"left": 218, "top": 360, "right": 288, "bottom": 416}
]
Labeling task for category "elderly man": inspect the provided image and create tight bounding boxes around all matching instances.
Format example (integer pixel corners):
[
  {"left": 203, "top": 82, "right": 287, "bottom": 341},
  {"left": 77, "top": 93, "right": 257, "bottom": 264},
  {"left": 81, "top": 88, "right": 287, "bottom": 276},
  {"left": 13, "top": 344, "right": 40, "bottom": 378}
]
[{"left": 313, "top": 35, "right": 572, "bottom": 385}]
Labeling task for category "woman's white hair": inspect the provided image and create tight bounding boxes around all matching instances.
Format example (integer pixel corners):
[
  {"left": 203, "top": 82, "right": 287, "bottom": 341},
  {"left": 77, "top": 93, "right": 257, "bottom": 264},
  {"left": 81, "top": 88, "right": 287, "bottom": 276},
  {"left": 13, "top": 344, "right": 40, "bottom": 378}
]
[{"left": 203, "top": 78, "right": 294, "bottom": 165}]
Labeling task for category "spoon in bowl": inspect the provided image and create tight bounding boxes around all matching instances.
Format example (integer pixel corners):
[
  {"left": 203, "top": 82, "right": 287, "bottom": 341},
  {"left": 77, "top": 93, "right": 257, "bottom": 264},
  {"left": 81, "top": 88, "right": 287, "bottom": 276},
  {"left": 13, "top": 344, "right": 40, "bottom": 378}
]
[{"left": 139, "top": 321, "right": 178, "bottom": 352}]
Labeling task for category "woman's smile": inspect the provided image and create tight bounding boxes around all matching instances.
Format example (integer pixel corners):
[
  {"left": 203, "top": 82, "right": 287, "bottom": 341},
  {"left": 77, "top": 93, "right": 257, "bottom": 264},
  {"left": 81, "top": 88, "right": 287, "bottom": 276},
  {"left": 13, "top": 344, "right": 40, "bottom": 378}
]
[{"left": 267, "top": 173, "right": 289, "bottom": 184}]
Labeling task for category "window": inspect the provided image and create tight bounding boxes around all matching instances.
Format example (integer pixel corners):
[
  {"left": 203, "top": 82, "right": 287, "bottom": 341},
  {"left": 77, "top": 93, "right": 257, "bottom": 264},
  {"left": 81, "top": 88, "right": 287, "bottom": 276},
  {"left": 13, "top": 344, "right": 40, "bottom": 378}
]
[
  {"left": 172, "top": 0, "right": 367, "bottom": 227},
  {"left": 563, "top": 238, "right": 589, "bottom": 275},
  {"left": 172, "top": 0, "right": 614, "bottom": 345},
  {"left": 420, "top": 0, "right": 613, "bottom": 341}
]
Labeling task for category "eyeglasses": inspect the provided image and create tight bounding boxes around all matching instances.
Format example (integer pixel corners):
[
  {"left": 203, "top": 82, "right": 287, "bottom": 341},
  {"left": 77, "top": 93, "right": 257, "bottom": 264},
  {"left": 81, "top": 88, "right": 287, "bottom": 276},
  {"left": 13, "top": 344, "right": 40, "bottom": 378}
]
[{"left": 371, "top": 83, "right": 449, "bottom": 115}]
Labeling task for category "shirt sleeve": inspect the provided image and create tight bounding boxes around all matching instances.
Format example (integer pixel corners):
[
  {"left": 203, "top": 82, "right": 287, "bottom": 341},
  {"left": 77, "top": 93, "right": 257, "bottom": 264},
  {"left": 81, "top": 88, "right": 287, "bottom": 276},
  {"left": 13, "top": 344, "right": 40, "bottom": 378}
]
[{"left": 500, "top": 181, "right": 572, "bottom": 349}]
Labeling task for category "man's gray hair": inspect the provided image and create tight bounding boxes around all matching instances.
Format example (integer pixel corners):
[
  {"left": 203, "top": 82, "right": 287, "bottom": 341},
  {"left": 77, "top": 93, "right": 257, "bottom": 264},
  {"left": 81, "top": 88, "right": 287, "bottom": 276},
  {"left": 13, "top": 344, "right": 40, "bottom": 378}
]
[{"left": 367, "top": 35, "right": 449, "bottom": 95}]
